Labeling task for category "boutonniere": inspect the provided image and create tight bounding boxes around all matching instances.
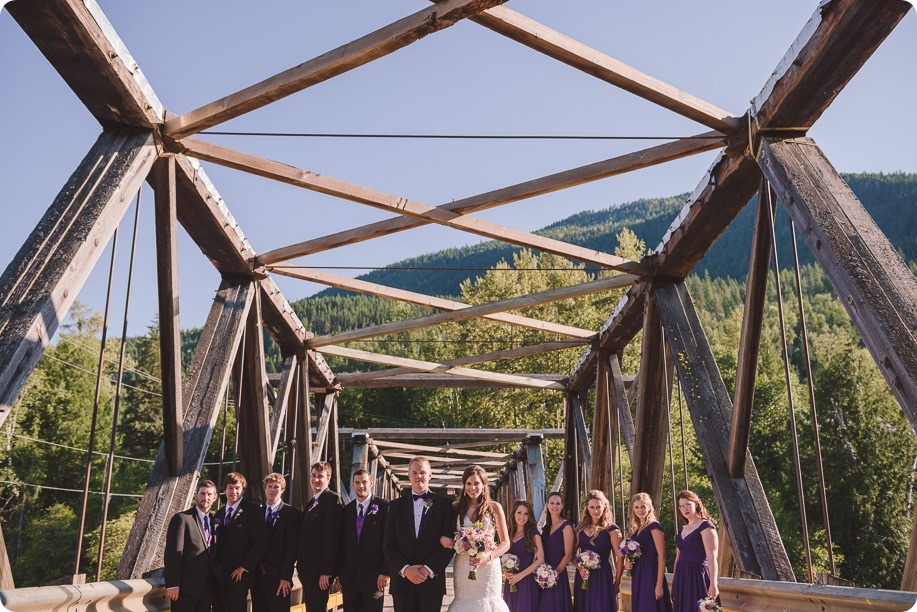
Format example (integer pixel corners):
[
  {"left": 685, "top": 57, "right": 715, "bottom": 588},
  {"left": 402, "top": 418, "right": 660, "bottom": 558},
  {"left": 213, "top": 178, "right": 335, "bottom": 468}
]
[
  {"left": 368, "top": 503, "right": 379, "bottom": 516},
  {"left": 423, "top": 498, "right": 434, "bottom": 511},
  {"left": 309, "top": 500, "right": 320, "bottom": 513}
]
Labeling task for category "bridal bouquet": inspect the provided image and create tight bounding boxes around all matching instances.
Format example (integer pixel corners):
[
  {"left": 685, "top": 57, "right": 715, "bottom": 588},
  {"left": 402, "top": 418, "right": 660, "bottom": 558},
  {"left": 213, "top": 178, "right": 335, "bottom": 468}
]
[
  {"left": 697, "top": 597, "right": 722, "bottom": 612},
  {"left": 575, "top": 549, "right": 601, "bottom": 590},
  {"left": 534, "top": 564, "right": 558, "bottom": 589},
  {"left": 501, "top": 554, "right": 521, "bottom": 593},
  {"left": 454, "top": 521, "right": 495, "bottom": 580},
  {"left": 619, "top": 538, "right": 643, "bottom": 564}
]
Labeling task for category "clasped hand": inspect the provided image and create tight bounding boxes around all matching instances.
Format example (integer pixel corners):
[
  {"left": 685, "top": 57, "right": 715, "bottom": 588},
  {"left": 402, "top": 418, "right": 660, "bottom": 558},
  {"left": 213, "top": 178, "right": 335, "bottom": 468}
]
[{"left": 404, "top": 565, "right": 431, "bottom": 584}]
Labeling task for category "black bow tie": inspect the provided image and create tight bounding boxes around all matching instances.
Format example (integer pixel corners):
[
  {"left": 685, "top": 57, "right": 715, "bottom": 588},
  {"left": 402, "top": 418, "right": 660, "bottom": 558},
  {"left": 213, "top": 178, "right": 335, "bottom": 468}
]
[{"left": 412, "top": 492, "right": 431, "bottom": 502}]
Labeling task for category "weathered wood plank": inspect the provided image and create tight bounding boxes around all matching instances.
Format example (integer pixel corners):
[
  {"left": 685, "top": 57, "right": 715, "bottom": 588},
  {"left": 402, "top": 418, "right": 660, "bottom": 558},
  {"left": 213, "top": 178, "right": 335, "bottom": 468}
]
[
  {"left": 562, "top": 393, "right": 581, "bottom": 522},
  {"left": 163, "top": 0, "right": 509, "bottom": 138},
  {"left": 654, "top": 281, "right": 794, "bottom": 581},
  {"left": 372, "top": 440, "right": 507, "bottom": 459},
  {"left": 471, "top": 7, "right": 739, "bottom": 132},
  {"left": 758, "top": 137, "right": 917, "bottom": 422},
  {"left": 0, "top": 131, "right": 156, "bottom": 429},
  {"left": 270, "top": 266, "right": 594, "bottom": 339},
  {"left": 152, "top": 157, "right": 183, "bottom": 476},
  {"left": 337, "top": 428, "right": 565, "bottom": 441},
  {"left": 7, "top": 0, "right": 163, "bottom": 128},
  {"left": 313, "top": 393, "right": 336, "bottom": 463},
  {"left": 290, "top": 357, "right": 313, "bottom": 509},
  {"left": 609, "top": 353, "right": 635, "bottom": 461},
  {"left": 270, "top": 355, "right": 298, "bottom": 462},
  {"left": 256, "top": 134, "right": 724, "bottom": 263},
  {"left": 728, "top": 186, "right": 773, "bottom": 477},
  {"left": 571, "top": 394, "right": 593, "bottom": 487},
  {"left": 526, "top": 434, "right": 547, "bottom": 519},
  {"left": 178, "top": 139, "right": 645, "bottom": 274},
  {"left": 591, "top": 353, "right": 612, "bottom": 493},
  {"left": 0, "top": 524, "right": 13, "bottom": 589},
  {"left": 335, "top": 373, "right": 566, "bottom": 390},
  {"left": 307, "top": 273, "right": 637, "bottom": 348},
  {"left": 118, "top": 280, "right": 254, "bottom": 578},
  {"left": 903, "top": 508, "right": 917, "bottom": 591}
]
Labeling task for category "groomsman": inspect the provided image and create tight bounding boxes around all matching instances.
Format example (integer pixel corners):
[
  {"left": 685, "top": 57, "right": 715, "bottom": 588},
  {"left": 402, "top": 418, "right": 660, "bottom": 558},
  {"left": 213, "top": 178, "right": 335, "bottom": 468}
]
[
  {"left": 297, "top": 461, "right": 343, "bottom": 611},
  {"left": 252, "top": 473, "right": 300, "bottom": 612},
  {"left": 338, "top": 468, "right": 390, "bottom": 612},
  {"left": 215, "top": 472, "right": 270, "bottom": 612},
  {"left": 383, "top": 456, "right": 456, "bottom": 612},
  {"left": 165, "top": 480, "right": 221, "bottom": 611}
]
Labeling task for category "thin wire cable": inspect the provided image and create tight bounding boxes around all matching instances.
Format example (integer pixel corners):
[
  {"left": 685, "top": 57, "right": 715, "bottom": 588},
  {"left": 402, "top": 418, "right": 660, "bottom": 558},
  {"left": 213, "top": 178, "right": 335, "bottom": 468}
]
[
  {"left": 661, "top": 328, "right": 678, "bottom": 535},
  {"left": 677, "top": 379, "right": 688, "bottom": 490},
  {"left": 67, "top": 337, "right": 162, "bottom": 384},
  {"left": 12, "top": 434, "right": 153, "bottom": 463},
  {"left": 276, "top": 265, "right": 593, "bottom": 272},
  {"left": 42, "top": 353, "right": 162, "bottom": 397},
  {"left": 200, "top": 131, "right": 724, "bottom": 141},
  {"left": 0, "top": 479, "right": 142, "bottom": 498}
]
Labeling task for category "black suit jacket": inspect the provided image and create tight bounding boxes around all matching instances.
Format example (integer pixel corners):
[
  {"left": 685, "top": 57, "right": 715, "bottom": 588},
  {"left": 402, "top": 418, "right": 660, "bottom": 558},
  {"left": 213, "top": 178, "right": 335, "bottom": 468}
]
[
  {"left": 297, "top": 488, "right": 343, "bottom": 579},
  {"left": 383, "top": 492, "right": 456, "bottom": 597},
  {"left": 214, "top": 498, "right": 270, "bottom": 579},
  {"left": 260, "top": 501, "right": 300, "bottom": 582},
  {"left": 338, "top": 496, "right": 390, "bottom": 589},
  {"left": 164, "top": 507, "right": 217, "bottom": 600}
]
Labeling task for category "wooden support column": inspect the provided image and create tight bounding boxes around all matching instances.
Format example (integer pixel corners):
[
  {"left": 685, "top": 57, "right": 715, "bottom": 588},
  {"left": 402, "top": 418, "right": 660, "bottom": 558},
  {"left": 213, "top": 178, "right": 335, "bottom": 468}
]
[
  {"left": 526, "top": 433, "right": 546, "bottom": 520},
  {"left": 758, "top": 137, "right": 917, "bottom": 424},
  {"left": 562, "top": 393, "right": 581, "bottom": 522},
  {"left": 654, "top": 281, "right": 794, "bottom": 581},
  {"left": 902, "top": 508, "right": 917, "bottom": 591},
  {"left": 0, "top": 524, "right": 14, "bottom": 589},
  {"left": 118, "top": 280, "right": 254, "bottom": 578},
  {"left": 153, "top": 156, "right": 183, "bottom": 476},
  {"left": 313, "top": 393, "right": 335, "bottom": 462},
  {"left": 571, "top": 394, "right": 593, "bottom": 490},
  {"left": 592, "top": 352, "right": 612, "bottom": 492},
  {"left": 631, "top": 292, "right": 671, "bottom": 505},
  {"left": 235, "top": 288, "right": 272, "bottom": 501},
  {"left": 0, "top": 131, "right": 156, "bottom": 428},
  {"left": 330, "top": 395, "right": 342, "bottom": 495},
  {"left": 609, "top": 353, "right": 635, "bottom": 462},
  {"left": 728, "top": 185, "right": 774, "bottom": 477},
  {"left": 270, "top": 354, "right": 298, "bottom": 463}
]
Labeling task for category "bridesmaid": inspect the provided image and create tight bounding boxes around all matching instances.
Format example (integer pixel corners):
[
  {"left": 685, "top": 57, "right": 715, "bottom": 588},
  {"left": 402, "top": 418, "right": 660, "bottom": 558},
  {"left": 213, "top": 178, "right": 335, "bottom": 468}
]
[
  {"left": 671, "top": 490, "right": 720, "bottom": 612},
  {"left": 503, "top": 500, "right": 544, "bottom": 611},
  {"left": 572, "top": 490, "right": 623, "bottom": 612},
  {"left": 625, "top": 492, "right": 672, "bottom": 611},
  {"left": 537, "top": 492, "right": 574, "bottom": 612}
]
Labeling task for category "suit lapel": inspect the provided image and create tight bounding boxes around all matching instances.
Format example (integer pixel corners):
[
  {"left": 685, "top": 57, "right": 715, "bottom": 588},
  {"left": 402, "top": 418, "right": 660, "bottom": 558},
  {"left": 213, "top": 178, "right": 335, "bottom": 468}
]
[{"left": 417, "top": 496, "right": 434, "bottom": 540}]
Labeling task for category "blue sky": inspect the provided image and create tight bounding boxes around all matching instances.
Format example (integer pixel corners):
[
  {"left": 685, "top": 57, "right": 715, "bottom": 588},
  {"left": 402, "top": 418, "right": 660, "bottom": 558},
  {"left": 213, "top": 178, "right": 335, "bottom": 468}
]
[{"left": 1, "top": 1, "right": 914, "bottom": 336}]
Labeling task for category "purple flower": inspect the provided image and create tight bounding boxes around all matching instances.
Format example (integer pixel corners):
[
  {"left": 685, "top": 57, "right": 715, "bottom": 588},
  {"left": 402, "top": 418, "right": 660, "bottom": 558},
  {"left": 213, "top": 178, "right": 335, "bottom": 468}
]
[{"left": 369, "top": 503, "right": 379, "bottom": 515}]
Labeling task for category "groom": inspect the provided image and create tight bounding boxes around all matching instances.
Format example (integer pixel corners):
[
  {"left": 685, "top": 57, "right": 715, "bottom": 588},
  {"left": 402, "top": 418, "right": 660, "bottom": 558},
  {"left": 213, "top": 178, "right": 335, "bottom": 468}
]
[{"left": 383, "top": 456, "right": 455, "bottom": 612}]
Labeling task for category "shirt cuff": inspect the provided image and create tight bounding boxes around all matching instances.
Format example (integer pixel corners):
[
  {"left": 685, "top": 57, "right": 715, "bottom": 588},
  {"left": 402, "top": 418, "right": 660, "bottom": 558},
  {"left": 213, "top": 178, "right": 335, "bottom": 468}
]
[
  {"left": 424, "top": 565, "right": 435, "bottom": 578},
  {"left": 400, "top": 565, "right": 409, "bottom": 577}
]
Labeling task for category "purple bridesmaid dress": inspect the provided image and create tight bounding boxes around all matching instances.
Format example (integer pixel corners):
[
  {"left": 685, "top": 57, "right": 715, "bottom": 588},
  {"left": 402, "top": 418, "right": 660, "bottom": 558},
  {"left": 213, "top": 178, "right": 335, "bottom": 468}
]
[
  {"left": 630, "top": 521, "right": 672, "bottom": 611},
  {"left": 671, "top": 520, "right": 720, "bottom": 612},
  {"left": 503, "top": 535, "right": 540, "bottom": 611},
  {"left": 572, "top": 526, "right": 617, "bottom": 612},
  {"left": 536, "top": 520, "right": 573, "bottom": 612}
]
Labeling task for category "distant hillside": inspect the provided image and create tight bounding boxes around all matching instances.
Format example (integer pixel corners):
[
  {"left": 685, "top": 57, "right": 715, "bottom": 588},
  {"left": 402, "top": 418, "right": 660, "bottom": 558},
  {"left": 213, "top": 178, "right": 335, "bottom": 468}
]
[{"left": 309, "top": 172, "right": 916, "bottom": 299}]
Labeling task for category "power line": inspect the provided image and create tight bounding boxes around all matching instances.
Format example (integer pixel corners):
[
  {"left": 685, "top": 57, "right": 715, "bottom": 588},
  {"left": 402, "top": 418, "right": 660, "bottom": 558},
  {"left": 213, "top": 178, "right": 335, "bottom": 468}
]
[
  {"left": 274, "top": 265, "right": 593, "bottom": 272},
  {"left": 10, "top": 433, "right": 154, "bottom": 463},
  {"left": 43, "top": 353, "right": 162, "bottom": 398},
  {"left": 66, "top": 337, "right": 162, "bottom": 385},
  {"left": 200, "top": 131, "right": 722, "bottom": 141},
  {"left": 0, "top": 478, "right": 143, "bottom": 498}
]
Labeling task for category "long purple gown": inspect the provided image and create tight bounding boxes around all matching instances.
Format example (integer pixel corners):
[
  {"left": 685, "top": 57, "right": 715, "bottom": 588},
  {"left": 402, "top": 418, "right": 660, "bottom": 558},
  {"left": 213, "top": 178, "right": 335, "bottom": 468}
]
[
  {"left": 630, "top": 521, "right": 672, "bottom": 612},
  {"left": 503, "top": 535, "right": 540, "bottom": 611},
  {"left": 537, "top": 520, "right": 573, "bottom": 612},
  {"left": 572, "top": 526, "right": 618, "bottom": 612},
  {"left": 672, "top": 520, "right": 720, "bottom": 612}
]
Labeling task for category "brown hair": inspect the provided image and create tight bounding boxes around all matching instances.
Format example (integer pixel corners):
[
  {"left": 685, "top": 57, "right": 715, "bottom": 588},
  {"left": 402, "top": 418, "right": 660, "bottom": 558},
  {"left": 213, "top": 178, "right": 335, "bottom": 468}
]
[
  {"left": 628, "top": 492, "right": 659, "bottom": 535},
  {"left": 262, "top": 472, "right": 286, "bottom": 490},
  {"left": 510, "top": 500, "right": 539, "bottom": 554},
  {"left": 676, "top": 490, "right": 713, "bottom": 525},
  {"left": 223, "top": 472, "right": 247, "bottom": 489},
  {"left": 197, "top": 480, "right": 217, "bottom": 494},
  {"left": 454, "top": 465, "right": 496, "bottom": 525},
  {"left": 543, "top": 491, "right": 567, "bottom": 534},
  {"left": 352, "top": 467, "right": 371, "bottom": 480},
  {"left": 311, "top": 461, "right": 332, "bottom": 476},
  {"left": 576, "top": 490, "right": 616, "bottom": 545}
]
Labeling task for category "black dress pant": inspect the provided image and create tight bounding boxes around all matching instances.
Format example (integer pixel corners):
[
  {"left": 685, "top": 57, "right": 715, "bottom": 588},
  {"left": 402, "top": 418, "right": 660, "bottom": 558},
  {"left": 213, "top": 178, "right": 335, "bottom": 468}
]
[
  {"left": 341, "top": 578, "right": 384, "bottom": 612},
  {"left": 302, "top": 578, "right": 330, "bottom": 612},
  {"left": 251, "top": 571, "right": 292, "bottom": 612},
  {"left": 391, "top": 589, "right": 444, "bottom": 612},
  {"left": 219, "top": 573, "right": 252, "bottom": 612}
]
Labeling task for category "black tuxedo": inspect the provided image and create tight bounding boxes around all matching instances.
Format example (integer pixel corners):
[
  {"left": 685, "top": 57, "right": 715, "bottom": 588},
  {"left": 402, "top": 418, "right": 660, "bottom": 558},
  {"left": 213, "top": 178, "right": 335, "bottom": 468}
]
[
  {"left": 383, "top": 491, "right": 456, "bottom": 612},
  {"left": 339, "top": 496, "right": 390, "bottom": 612},
  {"left": 252, "top": 501, "right": 300, "bottom": 612},
  {"left": 164, "top": 507, "right": 221, "bottom": 611},
  {"left": 214, "top": 499, "right": 270, "bottom": 612},
  {"left": 297, "top": 488, "right": 343, "bottom": 611}
]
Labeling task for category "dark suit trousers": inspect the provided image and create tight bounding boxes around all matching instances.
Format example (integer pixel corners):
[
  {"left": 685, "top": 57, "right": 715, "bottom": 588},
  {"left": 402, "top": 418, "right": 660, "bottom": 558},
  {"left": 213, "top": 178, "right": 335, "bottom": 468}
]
[
  {"left": 251, "top": 571, "right": 291, "bottom": 612},
  {"left": 172, "top": 575, "right": 220, "bottom": 612},
  {"left": 220, "top": 573, "right": 253, "bottom": 612},
  {"left": 342, "top": 579, "right": 384, "bottom": 612},
  {"left": 391, "top": 590, "right": 444, "bottom": 612},
  {"left": 302, "top": 577, "right": 330, "bottom": 612}
]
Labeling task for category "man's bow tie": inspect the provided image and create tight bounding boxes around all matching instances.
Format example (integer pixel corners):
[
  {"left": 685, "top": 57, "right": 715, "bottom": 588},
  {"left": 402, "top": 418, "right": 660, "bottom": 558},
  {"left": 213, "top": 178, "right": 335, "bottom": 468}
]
[{"left": 412, "top": 492, "right": 431, "bottom": 502}]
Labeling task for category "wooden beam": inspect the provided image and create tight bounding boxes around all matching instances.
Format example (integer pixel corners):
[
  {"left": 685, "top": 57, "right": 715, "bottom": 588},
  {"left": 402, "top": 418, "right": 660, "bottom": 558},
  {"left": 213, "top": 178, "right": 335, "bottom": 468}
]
[
  {"left": 903, "top": 507, "right": 917, "bottom": 591},
  {"left": 385, "top": 454, "right": 506, "bottom": 468},
  {"left": 654, "top": 280, "right": 794, "bottom": 581},
  {"left": 728, "top": 185, "right": 773, "bottom": 477},
  {"left": 335, "top": 372, "right": 566, "bottom": 390},
  {"left": 630, "top": 292, "right": 672, "bottom": 505},
  {"left": 526, "top": 434, "right": 547, "bottom": 519},
  {"left": 270, "top": 355, "right": 298, "bottom": 462},
  {"left": 758, "top": 137, "right": 917, "bottom": 422},
  {"left": 235, "top": 288, "right": 272, "bottom": 499},
  {"left": 118, "top": 280, "right": 254, "bottom": 579},
  {"left": 371, "top": 440, "right": 508, "bottom": 459},
  {"left": 7, "top": 0, "right": 163, "bottom": 128},
  {"left": 313, "top": 393, "right": 336, "bottom": 464},
  {"left": 571, "top": 394, "right": 593, "bottom": 487},
  {"left": 562, "top": 393, "right": 581, "bottom": 523},
  {"left": 0, "top": 131, "right": 156, "bottom": 429},
  {"left": 591, "top": 351, "right": 612, "bottom": 493},
  {"left": 290, "top": 357, "right": 314, "bottom": 509},
  {"left": 153, "top": 157, "right": 183, "bottom": 476},
  {"left": 338, "top": 428, "right": 564, "bottom": 442},
  {"left": 609, "top": 353, "right": 635, "bottom": 462},
  {"left": 318, "top": 345, "right": 566, "bottom": 390},
  {"left": 269, "top": 266, "right": 594, "bottom": 339},
  {"left": 162, "top": 0, "right": 509, "bottom": 138},
  {"left": 307, "top": 273, "right": 638, "bottom": 348},
  {"left": 337, "top": 340, "right": 588, "bottom": 383},
  {"left": 471, "top": 7, "right": 739, "bottom": 132},
  {"left": 178, "top": 139, "right": 644, "bottom": 274},
  {"left": 256, "top": 133, "right": 724, "bottom": 263},
  {"left": 0, "top": 524, "right": 13, "bottom": 589}
]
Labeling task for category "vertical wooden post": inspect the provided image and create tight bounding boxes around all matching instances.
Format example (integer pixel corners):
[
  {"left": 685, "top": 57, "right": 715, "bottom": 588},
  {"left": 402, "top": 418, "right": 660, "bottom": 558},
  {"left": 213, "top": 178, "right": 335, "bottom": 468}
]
[
  {"left": 350, "top": 432, "right": 369, "bottom": 500},
  {"left": 609, "top": 353, "right": 635, "bottom": 462},
  {"left": 571, "top": 393, "right": 593, "bottom": 489},
  {"left": 330, "top": 394, "right": 341, "bottom": 494},
  {"left": 270, "top": 354, "right": 298, "bottom": 464},
  {"left": 562, "top": 393, "right": 581, "bottom": 523},
  {"left": 592, "top": 352, "right": 611, "bottom": 493},
  {"left": 526, "top": 433, "right": 546, "bottom": 519},
  {"left": 290, "top": 357, "right": 313, "bottom": 509},
  {"left": 236, "top": 287, "right": 272, "bottom": 501},
  {"left": 153, "top": 156, "right": 184, "bottom": 476},
  {"left": 0, "top": 524, "right": 14, "bottom": 589}
]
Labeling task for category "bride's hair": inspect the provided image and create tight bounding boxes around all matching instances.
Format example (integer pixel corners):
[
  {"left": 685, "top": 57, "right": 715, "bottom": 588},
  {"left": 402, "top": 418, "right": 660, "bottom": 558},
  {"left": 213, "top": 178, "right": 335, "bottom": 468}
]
[
  {"left": 455, "top": 464, "right": 495, "bottom": 525},
  {"left": 510, "top": 499, "right": 539, "bottom": 554},
  {"left": 576, "top": 489, "right": 616, "bottom": 545}
]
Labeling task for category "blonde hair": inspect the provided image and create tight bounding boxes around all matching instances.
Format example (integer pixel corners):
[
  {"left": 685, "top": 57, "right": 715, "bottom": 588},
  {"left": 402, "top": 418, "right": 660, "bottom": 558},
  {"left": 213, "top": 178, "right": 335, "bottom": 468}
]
[
  {"left": 628, "top": 492, "right": 658, "bottom": 535},
  {"left": 576, "top": 490, "right": 616, "bottom": 544}
]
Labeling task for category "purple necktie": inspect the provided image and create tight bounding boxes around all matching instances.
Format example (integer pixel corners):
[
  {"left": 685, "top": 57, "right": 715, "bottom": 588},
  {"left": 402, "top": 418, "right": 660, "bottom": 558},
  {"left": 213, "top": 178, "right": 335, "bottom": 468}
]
[
  {"left": 225, "top": 507, "right": 234, "bottom": 525},
  {"left": 202, "top": 515, "right": 212, "bottom": 549},
  {"left": 356, "top": 504, "right": 365, "bottom": 540}
]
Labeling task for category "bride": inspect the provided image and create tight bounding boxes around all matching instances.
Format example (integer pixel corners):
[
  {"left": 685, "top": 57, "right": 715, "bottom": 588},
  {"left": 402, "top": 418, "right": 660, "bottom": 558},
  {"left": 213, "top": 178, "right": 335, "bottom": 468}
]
[{"left": 440, "top": 465, "right": 511, "bottom": 612}]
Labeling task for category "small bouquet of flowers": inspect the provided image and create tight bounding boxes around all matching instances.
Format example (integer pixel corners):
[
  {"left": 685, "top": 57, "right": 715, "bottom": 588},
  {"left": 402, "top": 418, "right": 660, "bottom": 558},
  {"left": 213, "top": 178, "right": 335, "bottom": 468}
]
[
  {"left": 534, "top": 564, "right": 558, "bottom": 590},
  {"left": 453, "top": 521, "right": 495, "bottom": 580},
  {"left": 619, "top": 537, "right": 643, "bottom": 565},
  {"left": 575, "top": 549, "right": 601, "bottom": 590},
  {"left": 501, "top": 553, "right": 521, "bottom": 592},
  {"left": 697, "top": 597, "right": 722, "bottom": 612}
]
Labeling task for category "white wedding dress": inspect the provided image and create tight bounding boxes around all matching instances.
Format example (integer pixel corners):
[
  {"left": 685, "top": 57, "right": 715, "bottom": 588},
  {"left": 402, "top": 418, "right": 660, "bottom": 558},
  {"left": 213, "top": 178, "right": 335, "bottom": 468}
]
[{"left": 447, "top": 514, "right": 510, "bottom": 612}]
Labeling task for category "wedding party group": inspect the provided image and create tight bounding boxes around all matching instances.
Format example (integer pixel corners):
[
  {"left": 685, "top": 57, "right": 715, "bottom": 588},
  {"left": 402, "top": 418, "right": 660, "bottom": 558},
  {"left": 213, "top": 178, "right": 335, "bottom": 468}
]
[{"left": 162, "top": 456, "right": 720, "bottom": 612}]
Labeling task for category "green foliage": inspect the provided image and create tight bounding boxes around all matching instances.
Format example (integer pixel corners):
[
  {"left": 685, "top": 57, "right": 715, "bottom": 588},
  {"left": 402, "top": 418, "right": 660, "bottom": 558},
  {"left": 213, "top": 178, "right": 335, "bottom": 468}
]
[{"left": 11, "top": 503, "right": 79, "bottom": 586}]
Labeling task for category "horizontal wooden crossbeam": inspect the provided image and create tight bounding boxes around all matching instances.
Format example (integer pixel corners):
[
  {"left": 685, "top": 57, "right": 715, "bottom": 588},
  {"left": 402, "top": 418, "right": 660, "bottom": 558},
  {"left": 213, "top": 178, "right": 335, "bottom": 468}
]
[
  {"left": 335, "top": 373, "right": 566, "bottom": 390},
  {"left": 372, "top": 440, "right": 508, "bottom": 459},
  {"left": 338, "top": 428, "right": 564, "bottom": 442}
]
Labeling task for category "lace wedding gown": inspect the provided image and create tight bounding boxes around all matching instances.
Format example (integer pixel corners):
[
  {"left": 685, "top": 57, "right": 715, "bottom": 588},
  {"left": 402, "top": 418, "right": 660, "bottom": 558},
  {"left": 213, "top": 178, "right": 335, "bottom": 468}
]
[{"left": 448, "top": 514, "right": 510, "bottom": 612}]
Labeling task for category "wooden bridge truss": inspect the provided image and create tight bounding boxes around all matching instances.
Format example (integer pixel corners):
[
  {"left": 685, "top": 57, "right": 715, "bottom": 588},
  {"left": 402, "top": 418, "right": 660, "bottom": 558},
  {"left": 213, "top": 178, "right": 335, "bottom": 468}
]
[{"left": 0, "top": 0, "right": 915, "bottom": 597}]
